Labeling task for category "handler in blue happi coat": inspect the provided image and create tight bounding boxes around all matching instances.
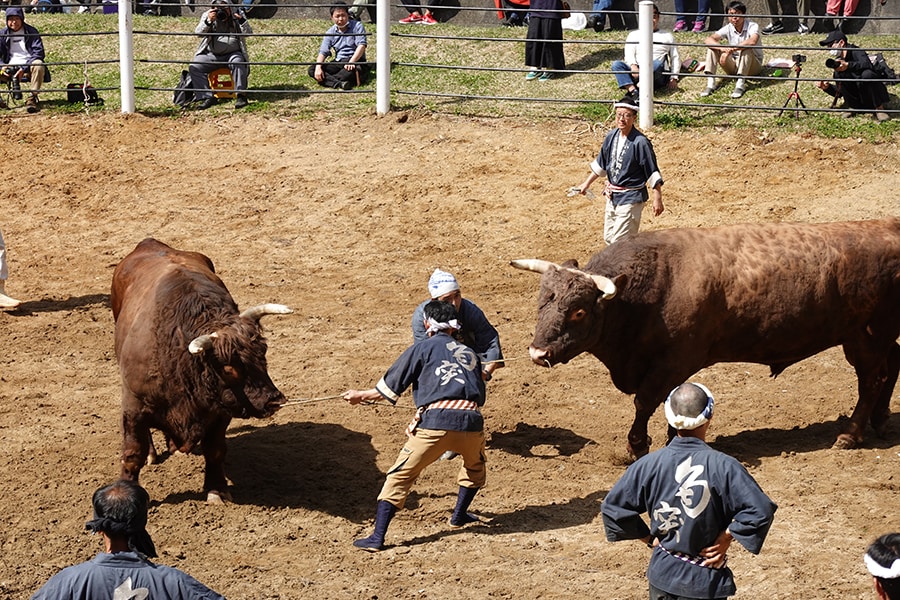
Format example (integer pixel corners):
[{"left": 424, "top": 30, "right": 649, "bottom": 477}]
[
  {"left": 601, "top": 382, "right": 777, "bottom": 600},
  {"left": 344, "top": 299, "right": 487, "bottom": 551}
]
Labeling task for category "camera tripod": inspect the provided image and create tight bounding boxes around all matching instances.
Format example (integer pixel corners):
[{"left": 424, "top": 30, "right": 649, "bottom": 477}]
[{"left": 778, "top": 61, "right": 806, "bottom": 118}]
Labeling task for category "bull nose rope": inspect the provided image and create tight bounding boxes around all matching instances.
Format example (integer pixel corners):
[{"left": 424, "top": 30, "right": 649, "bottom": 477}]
[
  {"left": 279, "top": 356, "right": 530, "bottom": 408},
  {"left": 279, "top": 395, "right": 399, "bottom": 408}
]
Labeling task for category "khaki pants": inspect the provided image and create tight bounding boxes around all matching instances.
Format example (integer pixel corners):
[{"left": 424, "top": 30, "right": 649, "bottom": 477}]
[
  {"left": 604, "top": 199, "right": 645, "bottom": 246},
  {"left": 704, "top": 47, "right": 762, "bottom": 82},
  {"left": 378, "top": 428, "right": 486, "bottom": 508}
]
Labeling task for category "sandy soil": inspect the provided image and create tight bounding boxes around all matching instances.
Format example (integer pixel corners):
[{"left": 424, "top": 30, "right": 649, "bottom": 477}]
[{"left": 0, "top": 111, "right": 898, "bottom": 599}]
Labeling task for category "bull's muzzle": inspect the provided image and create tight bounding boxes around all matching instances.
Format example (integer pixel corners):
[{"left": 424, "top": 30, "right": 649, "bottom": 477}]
[{"left": 529, "top": 346, "right": 553, "bottom": 367}]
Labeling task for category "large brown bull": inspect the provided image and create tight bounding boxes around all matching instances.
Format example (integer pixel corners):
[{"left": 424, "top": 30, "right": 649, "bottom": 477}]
[
  {"left": 111, "top": 238, "right": 292, "bottom": 502},
  {"left": 512, "top": 218, "right": 900, "bottom": 457}
]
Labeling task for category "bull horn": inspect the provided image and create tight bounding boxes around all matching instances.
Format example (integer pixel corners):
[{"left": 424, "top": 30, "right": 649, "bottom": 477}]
[
  {"left": 188, "top": 332, "right": 218, "bottom": 355},
  {"left": 510, "top": 259, "right": 560, "bottom": 273},
  {"left": 239, "top": 303, "right": 294, "bottom": 322},
  {"left": 588, "top": 275, "right": 617, "bottom": 300}
]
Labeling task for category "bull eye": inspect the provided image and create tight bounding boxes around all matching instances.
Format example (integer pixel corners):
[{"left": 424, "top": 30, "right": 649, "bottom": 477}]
[
  {"left": 222, "top": 364, "right": 243, "bottom": 383},
  {"left": 569, "top": 308, "right": 587, "bottom": 322}
]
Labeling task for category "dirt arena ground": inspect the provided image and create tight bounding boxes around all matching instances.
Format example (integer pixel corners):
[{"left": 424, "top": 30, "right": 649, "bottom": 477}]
[{"left": 0, "top": 111, "right": 898, "bottom": 599}]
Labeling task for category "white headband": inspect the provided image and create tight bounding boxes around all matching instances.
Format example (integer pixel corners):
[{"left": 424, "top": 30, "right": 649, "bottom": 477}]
[
  {"left": 425, "top": 317, "right": 460, "bottom": 335},
  {"left": 428, "top": 268, "right": 460, "bottom": 299},
  {"left": 664, "top": 383, "right": 715, "bottom": 430},
  {"left": 865, "top": 554, "right": 900, "bottom": 579},
  {"left": 613, "top": 102, "right": 637, "bottom": 113}
]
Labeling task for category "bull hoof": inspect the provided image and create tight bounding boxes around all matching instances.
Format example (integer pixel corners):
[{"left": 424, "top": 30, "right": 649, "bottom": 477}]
[
  {"left": 832, "top": 434, "right": 859, "bottom": 450},
  {"left": 206, "top": 490, "right": 232, "bottom": 504},
  {"left": 626, "top": 435, "right": 652, "bottom": 460}
]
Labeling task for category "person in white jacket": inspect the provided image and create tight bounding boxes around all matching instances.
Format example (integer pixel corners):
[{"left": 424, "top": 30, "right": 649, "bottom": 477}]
[{"left": 610, "top": 4, "right": 681, "bottom": 96}]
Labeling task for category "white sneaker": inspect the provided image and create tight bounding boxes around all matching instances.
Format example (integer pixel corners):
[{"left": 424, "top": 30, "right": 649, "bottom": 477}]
[
  {"left": 77, "top": 5, "right": 90, "bottom": 13},
  {"left": 798, "top": 23, "right": 809, "bottom": 34},
  {"left": 699, "top": 87, "right": 715, "bottom": 97},
  {"left": 0, "top": 282, "right": 20, "bottom": 309}
]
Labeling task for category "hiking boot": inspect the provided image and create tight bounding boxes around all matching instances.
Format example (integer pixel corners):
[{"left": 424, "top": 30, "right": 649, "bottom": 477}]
[
  {"left": 761, "top": 21, "right": 784, "bottom": 34},
  {"left": 398, "top": 12, "right": 422, "bottom": 23},
  {"left": 25, "top": 94, "right": 39, "bottom": 113},
  {"left": 420, "top": 12, "right": 437, "bottom": 24}
]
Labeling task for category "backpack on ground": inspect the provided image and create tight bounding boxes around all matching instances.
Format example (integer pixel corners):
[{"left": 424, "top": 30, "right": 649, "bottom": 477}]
[
  {"left": 173, "top": 70, "right": 194, "bottom": 106},
  {"left": 869, "top": 53, "right": 899, "bottom": 85}
]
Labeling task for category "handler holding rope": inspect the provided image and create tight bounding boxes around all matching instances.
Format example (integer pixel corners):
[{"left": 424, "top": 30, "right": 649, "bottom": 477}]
[{"left": 343, "top": 300, "right": 487, "bottom": 552}]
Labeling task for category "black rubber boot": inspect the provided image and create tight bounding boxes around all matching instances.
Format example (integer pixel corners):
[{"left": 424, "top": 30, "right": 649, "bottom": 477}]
[
  {"left": 353, "top": 500, "right": 396, "bottom": 551},
  {"left": 449, "top": 486, "right": 480, "bottom": 528}
]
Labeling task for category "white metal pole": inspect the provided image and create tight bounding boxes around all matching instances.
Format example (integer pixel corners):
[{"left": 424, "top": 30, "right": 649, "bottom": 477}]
[
  {"left": 376, "top": 0, "right": 390, "bottom": 114},
  {"left": 637, "top": 0, "right": 653, "bottom": 129},
  {"left": 118, "top": 0, "right": 135, "bottom": 113}
]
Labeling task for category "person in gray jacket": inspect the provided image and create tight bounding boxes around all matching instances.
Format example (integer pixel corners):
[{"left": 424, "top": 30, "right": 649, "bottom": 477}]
[{"left": 189, "top": 0, "right": 252, "bottom": 110}]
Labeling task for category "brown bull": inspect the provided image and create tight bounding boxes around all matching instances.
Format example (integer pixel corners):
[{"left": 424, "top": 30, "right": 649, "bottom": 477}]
[
  {"left": 512, "top": 218, "right": 900, "bottom": 457},
  {"left": 111, "top": 238, "right": 292, "bottom": 502}
]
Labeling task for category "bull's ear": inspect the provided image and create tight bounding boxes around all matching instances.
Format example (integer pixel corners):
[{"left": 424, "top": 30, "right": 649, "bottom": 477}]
[{"left": 560, "top": 259, "right": 579, "bottom": 269}]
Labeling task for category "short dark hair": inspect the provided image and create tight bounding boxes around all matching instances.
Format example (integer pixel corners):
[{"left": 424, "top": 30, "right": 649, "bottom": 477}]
[
  {"left": 424, "top": 299, "right": 458, "bottom": 323},
  {"left": 330, "top": 1, "right": 349, "bottom": 14},
  {"left": 726, "top": 1, "right": 747, "bottom": 13},
  {"left": 86, "top": 479, "right": 158, "bottom": 557},
  {"left": 868, "top": 533, "right": 900, "bottom": 599},
  {"left": 669, "top": 383, "right": 710, "bottom": 420}
]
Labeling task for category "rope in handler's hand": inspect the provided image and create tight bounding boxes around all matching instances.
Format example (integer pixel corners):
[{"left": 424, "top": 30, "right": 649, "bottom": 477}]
[
  {"left": 279, "top": 355, "right": 531, "bottom": 409},
  {"left": 279, "top": 394, "right": 400, "bottom": 409}
]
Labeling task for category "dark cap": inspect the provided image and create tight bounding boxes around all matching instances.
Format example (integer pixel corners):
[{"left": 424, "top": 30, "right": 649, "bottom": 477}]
[
  {"left": 5, "top": 6, "right": 24, "bottom": 18},
  {"left": 819, "top": 29, "right": 847, "bottom": 46}
]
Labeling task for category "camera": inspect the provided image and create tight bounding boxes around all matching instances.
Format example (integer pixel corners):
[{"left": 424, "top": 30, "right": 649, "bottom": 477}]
[
  {"left": 825, "top": 58, "right": 840, "bottom": 69},
  {"left": 215, "top": 7, "right": 229, "bottom": 20},
  {"left": 792, "top": 54, "right": 806, "bottom": 64}
]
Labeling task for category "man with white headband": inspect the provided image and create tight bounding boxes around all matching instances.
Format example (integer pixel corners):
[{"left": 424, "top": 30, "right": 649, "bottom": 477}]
[
  {"left": 572, "top": 95, "right": 665, "bottom": 246},
  {"left": 344, "top": 300, "right": 488, "bottom": 551},
  {"left": 411, "top": 268, "right": 504, "bottom": 382},
  {"left": 865, "top": 533, "right": 900, "bottom": 600},
  {"left": 601, "top": 382, "right": 777, "bottom": 600}
]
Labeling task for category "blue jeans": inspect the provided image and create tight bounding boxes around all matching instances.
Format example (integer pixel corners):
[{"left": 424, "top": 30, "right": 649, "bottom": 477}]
[
  {"left": 673, "top": 0, "right": 710, "bottom": 23},
  {"left": 590, "top": 0, "right": 612, "bottom": 24},
  {"left": 611, "top": 58, "right": 669, "bottom": 90}
]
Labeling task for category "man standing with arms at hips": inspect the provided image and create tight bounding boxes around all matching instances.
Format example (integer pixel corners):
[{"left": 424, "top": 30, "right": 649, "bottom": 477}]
[
  {"left": 601, "top": 382, "right": 777, "bottom": 600},
  {"left": 0, "top": 6, "right": 48, "bottom": 113},
  {"left": 344, "top": 300, "right": 487, "bottom": 552},
  {"left": 573, "top": 95, "right": 664, "bottom": 246}
]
